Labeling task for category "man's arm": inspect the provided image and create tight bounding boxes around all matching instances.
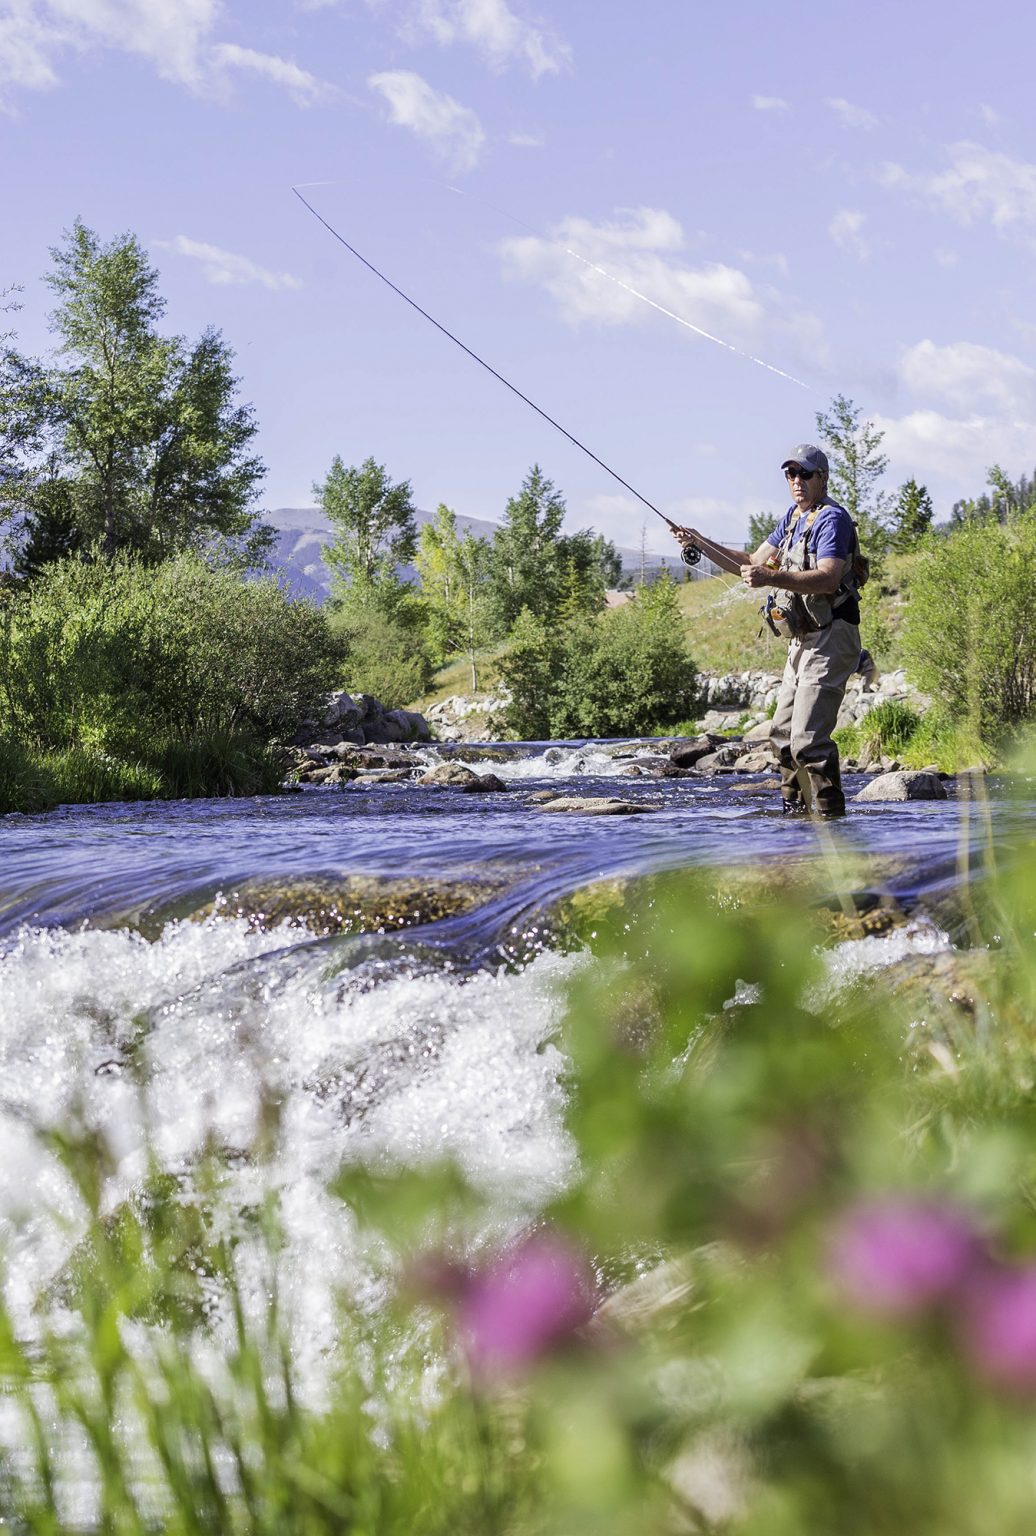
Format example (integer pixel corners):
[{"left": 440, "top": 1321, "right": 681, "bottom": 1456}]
[
  {"left": 672, "top": 525, "right": 774, "bottom": 575},
  {"left": 740, "top": 556, "right": 843, "bottom": 595}
]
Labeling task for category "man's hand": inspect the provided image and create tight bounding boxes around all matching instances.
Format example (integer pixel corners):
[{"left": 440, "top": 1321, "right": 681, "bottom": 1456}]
[{"left": 741, "top": 563, "right": 771, "bottom": 588}]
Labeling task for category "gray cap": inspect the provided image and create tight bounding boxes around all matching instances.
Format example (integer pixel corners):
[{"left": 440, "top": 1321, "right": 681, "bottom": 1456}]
[{"left": 781, "top": 443, "right": 829, "bottom": 475}]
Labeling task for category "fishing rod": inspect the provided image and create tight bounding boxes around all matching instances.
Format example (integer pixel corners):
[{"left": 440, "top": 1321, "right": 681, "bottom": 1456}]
[{"left": 291, "top": 184, "right": 703, "bottom": 566}]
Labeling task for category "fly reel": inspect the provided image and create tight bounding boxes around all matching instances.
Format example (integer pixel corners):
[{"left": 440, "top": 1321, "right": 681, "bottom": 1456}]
[{"left": 680, "top": 543, "right": 703, "bottom": 567}]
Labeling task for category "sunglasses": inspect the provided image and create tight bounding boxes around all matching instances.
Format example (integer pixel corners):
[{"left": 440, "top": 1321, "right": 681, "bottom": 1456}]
[{"left": 785, "top": 467, "right": 816, "bottom": 481}]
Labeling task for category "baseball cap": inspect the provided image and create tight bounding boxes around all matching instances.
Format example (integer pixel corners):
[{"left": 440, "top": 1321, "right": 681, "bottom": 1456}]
[{"left": 781, "top": 443, "right": 829, "bottom": 474}]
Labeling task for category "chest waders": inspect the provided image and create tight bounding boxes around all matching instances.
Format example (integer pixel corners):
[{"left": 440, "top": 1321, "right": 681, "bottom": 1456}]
[{"left": 764, "top": 501, "right": 863, "bottom": 819}]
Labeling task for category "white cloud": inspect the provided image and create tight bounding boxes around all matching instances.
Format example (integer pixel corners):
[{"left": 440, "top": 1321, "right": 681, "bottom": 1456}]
[
  {"left": 580, "top": 493, "right": 766, "bottom": 552},
  {"left": 873, "top": 337, "right": 1036, "bottom": 498},
  {"left": 369, "top": 69, "right": 485, "bottom": 172},
  {"left": 500, "top": 208, "right": 767, "bottom": 338},
  {"left": 0, "top": 1, "right": 330, "bottom": 106},
  {"left": 898, "top": 339, "right": 1036, "bottom": 413},
  {"left": 825, "top": 96, "right": 878, "bottom": 130},
  {"left": 751, "top": 94, "right": 788, "bottom": 111},
  {"left": 828, "top": 208, "right": 870, "bottom": 260},
  {"left": 160, "top": 237, "right": 303, "bottom": 291},
  {"left": 407, "top": 0, "right": 570, "bottom": 77},
  {"left": 978, "top": 103, "right": 1002, "bottom": 127},
  {"left": 213, "top": 43, "right": 330, "bottom": 105},
  {"left": 507, "top": 129, "right": 545, "bottom": 148},
  {"left": 882, "top": 143, "right": 1036, "bottom": 235}
]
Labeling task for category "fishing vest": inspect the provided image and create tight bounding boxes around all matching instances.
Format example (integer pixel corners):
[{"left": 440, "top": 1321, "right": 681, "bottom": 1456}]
[{"left": 762, "top": 501, "right": 865, "bottom": 641}]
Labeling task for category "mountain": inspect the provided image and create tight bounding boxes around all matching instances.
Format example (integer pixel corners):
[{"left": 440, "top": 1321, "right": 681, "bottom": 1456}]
[{"left": 264, "top": 506, "right": 680, "bottom": 603}]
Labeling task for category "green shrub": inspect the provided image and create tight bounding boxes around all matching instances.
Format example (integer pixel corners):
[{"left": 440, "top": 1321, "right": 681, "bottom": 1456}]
[
  {"left": 901, "top": 514, "right": 1036, "bottom": 744},
  {"left": 0, "top": 555, "right": 341, "bottom": 803},
  {"left": 501, "top": 577, "right": 698, "bottom": 739},
  {"left": 328, "top": 602, "right": 434, "bottom": 710}
]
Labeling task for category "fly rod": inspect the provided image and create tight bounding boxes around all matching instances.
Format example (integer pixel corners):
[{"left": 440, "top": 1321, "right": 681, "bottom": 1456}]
[{"left": 291, "top": 185, "right": 702, "bottom": 565}]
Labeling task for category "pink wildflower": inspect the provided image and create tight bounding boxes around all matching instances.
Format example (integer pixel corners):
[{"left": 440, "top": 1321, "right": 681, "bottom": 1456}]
[
  {"left": 828, "top": 1198, "right": 980, "bottom": 1318},
  {"left": 959, "top": 1264, "right": 1036, "bottom": 1393},
  {"left": 458, "top": 1232, "right": 596, "bottom": 1376}
]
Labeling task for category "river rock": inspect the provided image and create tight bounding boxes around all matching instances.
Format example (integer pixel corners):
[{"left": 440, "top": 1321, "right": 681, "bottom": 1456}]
[
  {"left": 194, "top": 874, "right": 497, "bottom": 937},
  {"left": 535, "top": 796, "right": 659, "bottom": 815},
  {"left": 854, "top": 770, "right": 947, "bottom": 802},
  {"left": 694, "top": 743, "right": 745, "bottom": 773},
  {"left": 742, "top": 718, "right": 775, "bottom": 742},
  {"left": 669, "top": 735, "right": 722, "bottom": 769},
  {"left": 417, "top": 763, "right": 507, "bottom": 791},
  {"left": 732, "top": 749, "right": 775, "bottom": 772},
  {"left": 302, "top": 763, "right": 357, "bottom": 786}
]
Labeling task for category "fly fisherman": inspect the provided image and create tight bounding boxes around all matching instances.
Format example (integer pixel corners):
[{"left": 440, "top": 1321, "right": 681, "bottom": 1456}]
[{"left": 672, "top": 444, "right": 863, "bottom": 818}]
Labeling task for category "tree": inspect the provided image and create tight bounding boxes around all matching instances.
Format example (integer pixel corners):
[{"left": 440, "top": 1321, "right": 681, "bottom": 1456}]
[
  {"left": 890, "top": 478, "right": 934, "bottom": 551},
  {"left": 748, "top": 510, "right": 780, "bottom": 551},
  {"left": 815, "top": 394, "right": 891, "bottom": 554},
  {"left": 0, "top": 222, "right": 267, "bottom": 571},
  {"left": 415, "top": 503, "right": 493, "bottom": 690},
  {"left": 489, "top": 464, "right": 568, "bottom": 633},
  {"left": 317, "top": 454, "right": 417, "bottom": 611}
]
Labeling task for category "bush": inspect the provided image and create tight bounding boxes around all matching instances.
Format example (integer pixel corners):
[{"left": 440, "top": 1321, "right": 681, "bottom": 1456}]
[
  {"left": 0, "top": 554, "right": 341, "bottom": 804},
  {"left": 900, "top": 515, "right": 1036, "bottom": 744},
  {"left": 501, "top": 578, "right": 698, "bottom": 739},
  {"left": 329, "top": 602, "right": 435, "bottom": 709}
]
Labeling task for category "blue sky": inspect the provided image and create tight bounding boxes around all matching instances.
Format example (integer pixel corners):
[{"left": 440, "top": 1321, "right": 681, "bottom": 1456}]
[{"left": 2, "top": 0, "right": 1034, "bottom": 550}]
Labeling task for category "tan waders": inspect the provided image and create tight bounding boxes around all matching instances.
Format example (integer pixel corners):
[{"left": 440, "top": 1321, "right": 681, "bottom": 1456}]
[{"left": 770, "top": 618, "right": 861, "bottom": 817}]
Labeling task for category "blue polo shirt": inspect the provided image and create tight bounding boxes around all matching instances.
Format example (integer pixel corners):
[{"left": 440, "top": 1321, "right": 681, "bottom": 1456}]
[{"left": 767, "top": 498, "right": 860, "bottom": 625}]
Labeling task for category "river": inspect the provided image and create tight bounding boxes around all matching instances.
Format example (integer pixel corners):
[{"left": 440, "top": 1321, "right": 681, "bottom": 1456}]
[{"left": 0, "top": 741, "right": 1019, "bottom": 1399}]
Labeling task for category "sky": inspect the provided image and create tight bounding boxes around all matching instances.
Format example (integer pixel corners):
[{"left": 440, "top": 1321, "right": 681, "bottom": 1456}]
[{"left": 2, "top": 0, "right": 1035, "bottom": 551}]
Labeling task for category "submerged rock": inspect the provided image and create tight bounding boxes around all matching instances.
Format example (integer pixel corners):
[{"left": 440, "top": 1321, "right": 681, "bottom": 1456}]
[
  {"left": 194, "top": 874, "right": 497, "bottom": 936},
  {"left": 535, "top": 796, "right": 659, "bottom": 815},
  {"left": 854, "top": 771, "right": 948, "bottom": 803}
]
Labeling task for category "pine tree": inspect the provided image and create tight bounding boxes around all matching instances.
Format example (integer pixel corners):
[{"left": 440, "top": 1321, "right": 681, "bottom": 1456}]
[
  {"left": 890, "top": 478, "right": 935, "bottom": 551},
  {"left": 815, "top": 394, "right": 891, "bottom": 553}
]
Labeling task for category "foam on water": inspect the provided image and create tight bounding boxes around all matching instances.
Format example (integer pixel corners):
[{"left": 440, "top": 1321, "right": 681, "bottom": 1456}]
[
  {"left": 0, "top": 917, "right": 580, "bottom": 1365},
  {"left": 428, "top": 743, "right": 662, "bottom": 780}
]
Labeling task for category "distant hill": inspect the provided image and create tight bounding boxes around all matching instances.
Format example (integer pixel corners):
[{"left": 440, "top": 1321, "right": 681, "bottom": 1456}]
[{"left": 264, "top": 506, "right": 681, "bottom": 603}]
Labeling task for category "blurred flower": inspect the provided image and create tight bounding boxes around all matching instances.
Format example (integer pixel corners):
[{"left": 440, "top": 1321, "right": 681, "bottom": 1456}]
[
  {"left": 457, "top": 1232, "right": 596, "bottom": 1376},
  {"left": 828, "top": 1199, "right": 980, "bottom": 1318},
  {"left": 959, "top": 1265, "right": 1036, "bottom": 1393}
]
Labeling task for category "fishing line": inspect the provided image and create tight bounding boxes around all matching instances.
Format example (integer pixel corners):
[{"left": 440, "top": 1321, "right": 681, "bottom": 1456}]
[
  {"left": 442, "top": 183, "right": 814, "bottom": 393},
  {"left": 291, "top": 183, "right": 686, "bottom": 538}
]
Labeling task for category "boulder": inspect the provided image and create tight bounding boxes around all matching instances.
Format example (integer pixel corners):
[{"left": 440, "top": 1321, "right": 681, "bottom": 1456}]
[
  {"left": 853, "top": 771, "right": 948, "bottom": 802},
  {"left": 417, "top": 763, "right": 507, "bottom": 791},
  {"left": 694, "top": 743, "right": 745, "bottom": 773},
  {"left": 535, "top": 797, "right": 659, "bottom": 815},
  {"left": 732, "top": 750, "right": 775, "bottom": 772},
  {"left": 669, "top": 735, "right": 722, "bottom": 769},
  {"left": 742, "top": 718, "right": 774, "bottom": 743}
]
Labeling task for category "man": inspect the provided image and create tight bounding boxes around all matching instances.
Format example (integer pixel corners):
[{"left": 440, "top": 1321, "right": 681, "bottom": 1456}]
[{"left": 672, "top": 444, "right": 862, "bottom": 818}]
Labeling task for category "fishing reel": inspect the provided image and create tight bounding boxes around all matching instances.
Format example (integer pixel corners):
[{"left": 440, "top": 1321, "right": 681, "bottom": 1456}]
[{"left": 680, "top": 542, "right": 703, "bottom": 567}]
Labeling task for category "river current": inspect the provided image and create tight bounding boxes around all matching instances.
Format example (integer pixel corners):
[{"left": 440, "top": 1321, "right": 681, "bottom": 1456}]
[{"left": 0, "top": 741, "right": 1021, "bottom": 1399}]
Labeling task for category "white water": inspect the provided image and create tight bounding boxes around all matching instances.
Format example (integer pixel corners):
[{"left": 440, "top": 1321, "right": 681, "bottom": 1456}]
[{"left": 0, "top": 917, "right": 580, "bottom": 1380}]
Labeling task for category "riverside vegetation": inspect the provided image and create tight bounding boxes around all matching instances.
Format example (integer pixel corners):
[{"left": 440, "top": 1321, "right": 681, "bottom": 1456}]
[{"left": 3, "top": 220, "right": 1036, "bottom": 807}]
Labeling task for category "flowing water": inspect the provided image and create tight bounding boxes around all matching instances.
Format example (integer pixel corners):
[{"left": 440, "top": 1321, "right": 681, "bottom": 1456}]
[{"left": 0, "top": 742, "right": 1024, "bottom": 1398}]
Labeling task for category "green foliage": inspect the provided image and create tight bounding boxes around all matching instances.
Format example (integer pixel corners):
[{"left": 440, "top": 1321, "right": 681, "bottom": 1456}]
[
  {"left": 834, "top": 698, "right": 923, "bottom": 762},
  {"left": 747, "top": 509, "right": 779, "bottom": 550},
  {"left": 952, "top": 464, "right": 1036, "bottom": 526},
  {"left": 317, "top": 455, "right": 417, "bottom": 609},
  {"left": 414, "top": 504, "right": 494, "bottom": 689},
  {"left": 501, "top": 576, "right": 698, "bottom": 739},
  {"left": 900, "top": 515, "right": 1036, "bottom": 743},
  {"left": 890, "top": 477, "right": 935, "bottom": 551},
  {"left": 329, "top": 600, "right": 434, "bottom": 710},
  {"left": 1, "top": 220, "right": 268, "bottom": 570},
  {"left": 815, "top": 393, "right": 891, "bottom": 555},
  {"left": 0, "top": 554, "right": 339, "bottom": 806}
]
